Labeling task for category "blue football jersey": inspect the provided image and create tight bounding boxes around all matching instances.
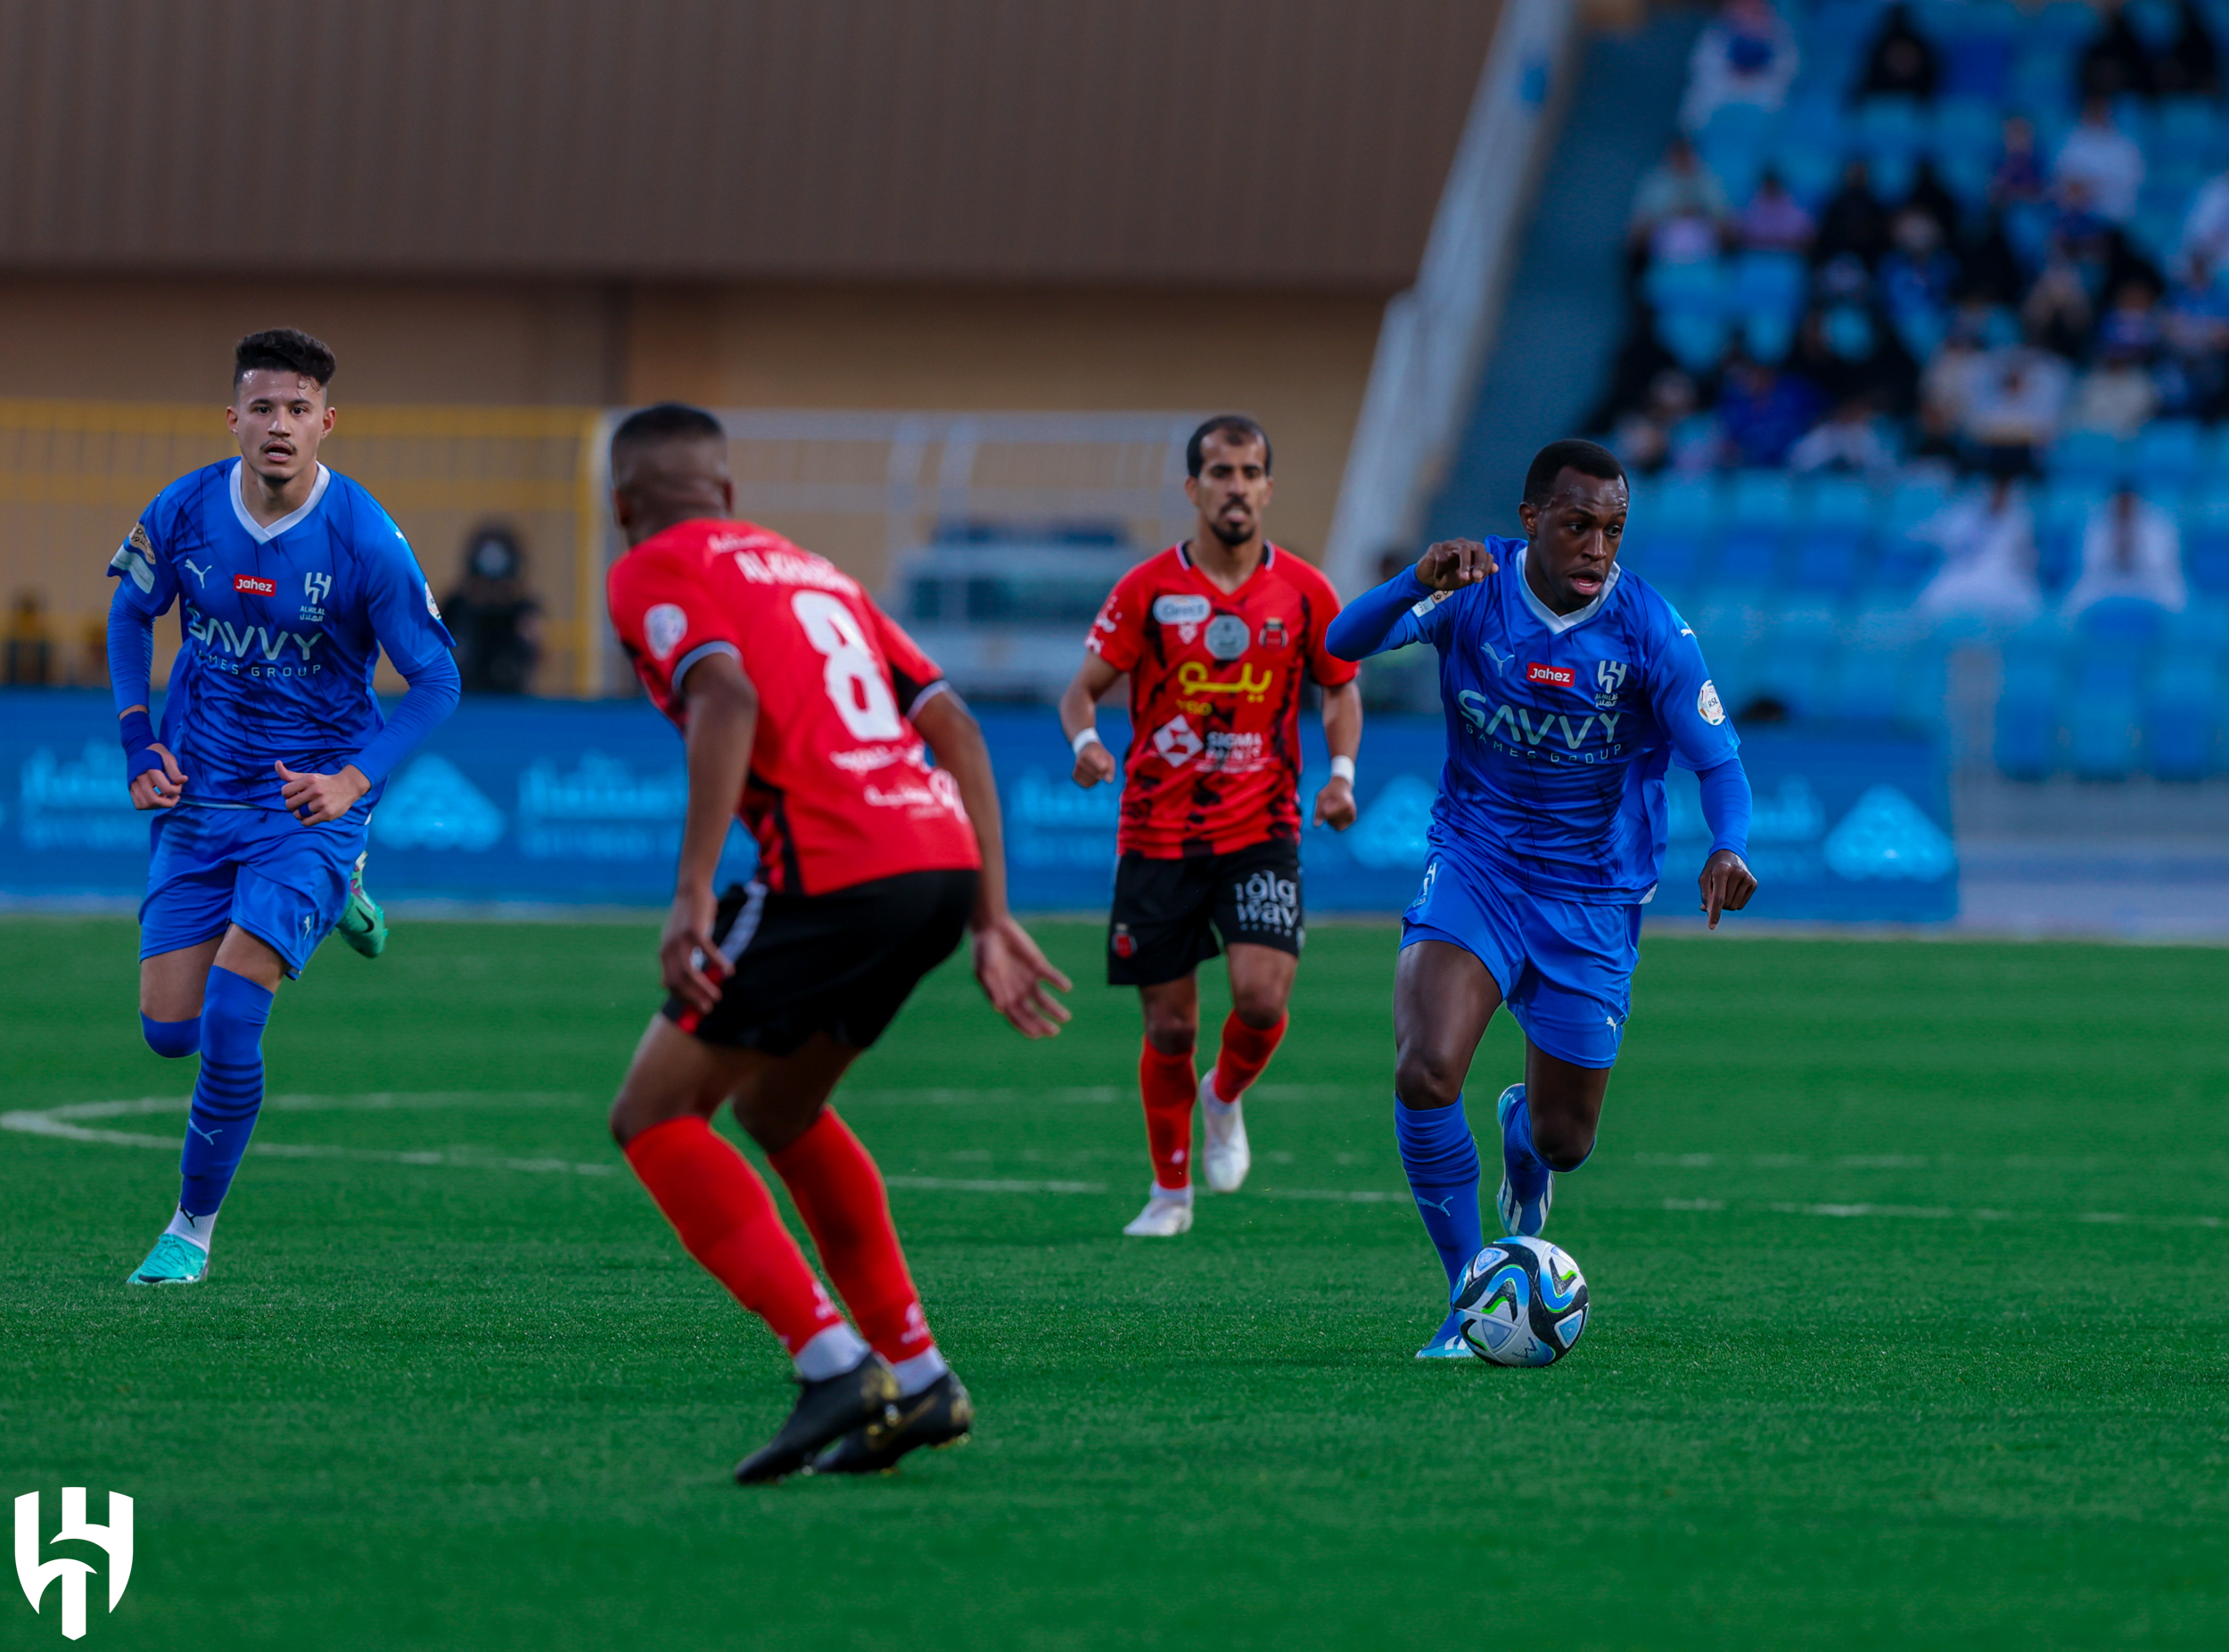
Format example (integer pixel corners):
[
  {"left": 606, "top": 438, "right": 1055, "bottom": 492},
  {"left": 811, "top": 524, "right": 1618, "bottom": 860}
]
[
  {"left": 108, "top": 459, "right": 456, "bottom": 811},
  {"left": 1378, "top": 539, "right": 1739, "bottom": 903}
]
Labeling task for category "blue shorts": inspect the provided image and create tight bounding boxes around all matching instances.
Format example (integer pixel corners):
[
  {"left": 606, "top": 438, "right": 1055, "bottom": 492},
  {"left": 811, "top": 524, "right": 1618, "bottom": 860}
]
[
  {"left": 1401, "top": 848, "right": 1641, "bottom": 1070},
  {"left": 140, "top": 802, "right": 369, "bottom": 978}
]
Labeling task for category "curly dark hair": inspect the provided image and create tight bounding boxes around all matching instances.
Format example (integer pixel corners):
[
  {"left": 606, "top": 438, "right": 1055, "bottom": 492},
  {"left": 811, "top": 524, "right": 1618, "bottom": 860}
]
[{"left": 234, "top": 328, "right": 336, "bottom": 389}]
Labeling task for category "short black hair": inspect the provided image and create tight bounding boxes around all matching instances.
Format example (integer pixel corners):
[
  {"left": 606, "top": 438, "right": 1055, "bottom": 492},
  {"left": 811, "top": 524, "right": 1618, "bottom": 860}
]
[
  {"left": 611, "top": 402, "right": 726, "bottom": 471},
  {"left": 234, "top": 328, "right": 335, "bottom": 389},
  {"left": 1187, "top": 415, "right": 1272, "bottom": 478},
  {"left": 1523, "top": 439, "right": 1626, "bottom": 506}
]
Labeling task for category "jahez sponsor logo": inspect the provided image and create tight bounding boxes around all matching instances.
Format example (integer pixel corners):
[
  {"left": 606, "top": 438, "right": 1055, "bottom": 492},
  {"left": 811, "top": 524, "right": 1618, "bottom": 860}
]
[
  {"left": 1526, "top": 662, "right": 1575, "bottom": 687},
  {"left": 234, "top": 574, "right": 276, "bottom": 596}
]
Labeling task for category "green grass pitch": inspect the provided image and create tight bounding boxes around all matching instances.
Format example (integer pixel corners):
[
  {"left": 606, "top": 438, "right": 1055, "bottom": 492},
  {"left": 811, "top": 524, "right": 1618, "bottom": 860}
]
[{"left": 4, "top": 916, "right": 2227, "bottom": 1651}]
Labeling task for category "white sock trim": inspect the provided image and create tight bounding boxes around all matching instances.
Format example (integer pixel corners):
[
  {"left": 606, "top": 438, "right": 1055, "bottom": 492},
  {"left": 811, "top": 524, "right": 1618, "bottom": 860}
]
[
  {"left": 891, "top": 1347, "right": 950, "bottom": 1397},
  {"left": 164, "top": 1207, "right": 216, "bottom": 1253},
  {"left": 1147, "top": 1182, "right": 1194, "bottom": 1204},
  {"left": 793, "top": 1322, "right": 871, "bottom": 1382}
]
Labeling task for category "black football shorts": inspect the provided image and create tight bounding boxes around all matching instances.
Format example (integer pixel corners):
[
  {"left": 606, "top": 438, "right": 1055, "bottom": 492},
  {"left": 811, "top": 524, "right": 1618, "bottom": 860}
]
[
  {"left": 664, "top": 867, "right": 978, "bottom": 1055},
  {"left": 1106, "top": 838, "right": 1304, "bottom": 987}
]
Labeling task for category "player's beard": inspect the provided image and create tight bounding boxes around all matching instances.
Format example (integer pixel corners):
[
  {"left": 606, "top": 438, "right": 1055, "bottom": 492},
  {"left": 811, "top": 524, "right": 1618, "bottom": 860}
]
[{"left": 1208, "top": 513, "right": 1253, "bottom": 548}]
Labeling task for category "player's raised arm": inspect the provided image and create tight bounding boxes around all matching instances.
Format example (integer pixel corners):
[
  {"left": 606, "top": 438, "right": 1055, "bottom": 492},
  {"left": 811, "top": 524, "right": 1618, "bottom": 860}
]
[
  {"left": 1323, "top": 539, "right": 1497, "bottom": 662},
  {"left": 912, "top": 688, "right": 1073, "bottom": 1038}
]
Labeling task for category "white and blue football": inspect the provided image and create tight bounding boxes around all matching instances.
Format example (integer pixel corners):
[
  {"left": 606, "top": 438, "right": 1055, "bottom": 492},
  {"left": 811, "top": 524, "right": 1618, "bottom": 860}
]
[{"left": 1452, "top": 1237, "right": 1590, "bottom": 1367}]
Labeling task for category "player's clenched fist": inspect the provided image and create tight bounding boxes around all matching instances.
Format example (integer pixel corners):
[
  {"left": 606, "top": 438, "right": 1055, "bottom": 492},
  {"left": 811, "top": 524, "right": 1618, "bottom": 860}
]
[
  {"left": 1312, "top": 775, "right": 1356, "bottom": 831},
  {"left": 1415, "top": 538, "right": 1500, "bottom": 590},
  {"left": 127, "top": 744, "right": 188, "bottom": 810},
  {"left": 1071, "top": 736, "right": 1118, "bottom": 789}
]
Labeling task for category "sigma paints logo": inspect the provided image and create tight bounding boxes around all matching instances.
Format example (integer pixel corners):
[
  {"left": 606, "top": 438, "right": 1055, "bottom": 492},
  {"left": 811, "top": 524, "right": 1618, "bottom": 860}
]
[
  {"left": 233, "top": 574, "right": 276, "bottom": 596},
  {"left": 14, "top": 1489, "right": 132, "bottom": 1640},
  {"left": 1525, "top": 662, "right": 1575, "bottom": 687}
]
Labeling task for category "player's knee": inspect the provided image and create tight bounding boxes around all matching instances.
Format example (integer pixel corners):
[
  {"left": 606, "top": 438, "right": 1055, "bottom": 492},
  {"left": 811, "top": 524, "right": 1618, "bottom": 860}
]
[
  {"left": 1142, "top": 1013, "right": 1197, "bottom": 1057},
  {"left": 1393, "top": 1049, "right": 1463, "bottom": 1111},
  {"left": 1230, "top": 985, "right": 1288, "bottom": 1031},
  {"left": 140, "top": 1013, "right": 202, "bottom": 1060}
]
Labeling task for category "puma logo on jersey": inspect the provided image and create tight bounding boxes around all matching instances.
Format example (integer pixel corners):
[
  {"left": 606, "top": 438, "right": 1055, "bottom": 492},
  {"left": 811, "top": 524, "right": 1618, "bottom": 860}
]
[
  {"left": 234, "top": 574, "right": 277, "bottom": 596},
  {"left": 182, "top": 558, "right": 210, "bottom": 588}
]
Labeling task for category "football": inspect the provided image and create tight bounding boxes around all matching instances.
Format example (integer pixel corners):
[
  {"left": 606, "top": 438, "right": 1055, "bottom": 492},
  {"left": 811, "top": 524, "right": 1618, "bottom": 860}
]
[{"left": 1453, "top": 1237, "right": 1590, "bottom": 1367}]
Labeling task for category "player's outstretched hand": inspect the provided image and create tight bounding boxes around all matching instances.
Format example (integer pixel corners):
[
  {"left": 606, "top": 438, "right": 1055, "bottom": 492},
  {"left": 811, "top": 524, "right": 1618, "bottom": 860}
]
[
  {"left": 1313, "top": 775, "right": 1357, "bottom": 831},
  {"left": 1698, "top": 849, "right": 1757, "bottom": 930},
  {"left": 276, "top": 760, "right": 371, "bottom": 826},
  {"left": 971, "top": 915, "right": 1073, "bottom": 1039},
  {"left": 660, "top": 884, "right": 730, "bottom": 1014},
  {"left": 128, "top": 744, "right": 187, "bottom": 810},
  {"left": 1415, "top": 538, "right": 1500, "bottom": 591},
  {"left": 1072, "top": 737, "right": 1119, "bottom": 789}
]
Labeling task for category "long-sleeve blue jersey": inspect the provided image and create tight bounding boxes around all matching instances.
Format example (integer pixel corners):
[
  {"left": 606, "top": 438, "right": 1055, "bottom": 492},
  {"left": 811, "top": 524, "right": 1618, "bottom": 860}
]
[
  {"left": 107, "top": 459, "right": 459, "bottom": 811},
  {"left": 1328, "top": 543, "right": 1741, "bottom": 904}
]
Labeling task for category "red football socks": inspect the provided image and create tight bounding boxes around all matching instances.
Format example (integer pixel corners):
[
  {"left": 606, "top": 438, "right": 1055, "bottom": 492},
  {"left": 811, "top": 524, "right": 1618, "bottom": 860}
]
[
  {"left": 1139, "top": 1037, "right": 1198, "bottom": 1190},
  {"left": 1211, "top": 1011, "right": 1287, "bottom": 1105},
  {"left": 623, "top": 1116, "right": 843, "bottom": 1355},
  {"left": 769, "top": 1110, "right": 935, "bottom": 1365}
]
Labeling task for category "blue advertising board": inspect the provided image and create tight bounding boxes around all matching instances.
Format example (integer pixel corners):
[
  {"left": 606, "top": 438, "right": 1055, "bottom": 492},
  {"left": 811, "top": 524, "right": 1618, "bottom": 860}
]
[{"left": 0, "top": 691, "right": 1954, "bottom": 920}]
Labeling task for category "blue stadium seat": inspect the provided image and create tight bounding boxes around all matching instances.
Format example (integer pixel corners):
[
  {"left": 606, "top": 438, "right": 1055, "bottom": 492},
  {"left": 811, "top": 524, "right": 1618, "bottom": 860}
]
[
  {"left": 1771, "top": 139, "right": 1843, "bottom": 205},
  {"left": 1715, "top": 471, "right": 1794, "bottom": 588},
  {"left": 2008, "top": 45, "right": 2076, "bottom": 117},
  {"left": 1855, "top": 96, "right": 1928, "bottom": 161},
  {"left": 1751, "top": 633, "right": 1838, "bottom": 719},
  {"left": 2037, "top": 481, "right": 2102, "bottom": 594},
  {"left": 1789, "top": 475, "right": 1871, "bottom": 594},
  {"left": 2166, "top": 602, "right": 2229, "bottom": 647},
  {"left": 1830, "top": 644, "right": 1908, "bottom": 725},
  {"left": 1941, "top": 36, "right": 2014, "bottom": 99},
  {"left": 1654, "top": 312, "right": 1729, "bottom": 373},
  {"left": 1625, "top": 474, "right": 1719, "bottom": 588},
  {"left": 1995, "top": 630, "right": 2066, "bottom": 777},
  {"left": 2078, "top": 596, "right": 2169, "bottom": 647},
  {"left": 2048, "top": 429, "right": 2123, "bottom": 483},
  {"left": 2069, "top": 684, "right": 2143, "bottom": 779},
  {"left": 2145, "top": 648, "right": 2221, "bottom": 779},
  {"left": 2132, "top": 420, "right": 2204, "bottom": 490},
  {"left": 1729, "top": 251, "right": 1808, "bottom": 320},
  {"left": 1642, "top": 259, "right": 1727, "bottom": 316},
  {"left": 1893, "top": 641, "right": 1948, "bottom": 727}
]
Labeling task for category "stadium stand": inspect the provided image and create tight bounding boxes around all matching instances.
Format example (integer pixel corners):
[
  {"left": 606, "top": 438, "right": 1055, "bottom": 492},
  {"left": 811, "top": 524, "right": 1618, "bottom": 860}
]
[{"left": 1578, "top": 0, "right": 2229, "bottom": 780}]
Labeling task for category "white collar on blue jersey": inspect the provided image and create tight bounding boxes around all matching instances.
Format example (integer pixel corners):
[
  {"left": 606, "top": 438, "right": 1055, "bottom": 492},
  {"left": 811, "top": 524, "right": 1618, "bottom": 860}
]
[
  {"left": 1512, "top": 544, "right": 1621, "bottom": 635},
  {"left": 229, "top": 458, "right": 333, "bottom": 544}
]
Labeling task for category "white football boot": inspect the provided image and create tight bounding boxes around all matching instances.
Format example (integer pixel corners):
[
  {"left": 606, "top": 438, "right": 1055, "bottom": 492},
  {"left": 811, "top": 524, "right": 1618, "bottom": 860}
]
[
  {"left": 1199, "top": 1070, "right": 1252, "bottom": 1193},
  {"left": 1122, "top": 1189, "right": 1195, "bottom": 1237}
]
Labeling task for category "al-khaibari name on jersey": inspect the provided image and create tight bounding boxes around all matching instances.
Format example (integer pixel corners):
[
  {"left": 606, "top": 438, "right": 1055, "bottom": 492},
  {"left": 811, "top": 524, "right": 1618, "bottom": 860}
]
[
  {"left": 1377, "top": 542, "right": 1739, "bottom": 904},
  {"left": 606, "top": 517, "right": 982, "bottom": 897},
  {"left": 1086, "top": 544, "right": 1357, "bottom": 859},
  {"left": 106, "top": 459, "right": 456, "bottom": 812}
]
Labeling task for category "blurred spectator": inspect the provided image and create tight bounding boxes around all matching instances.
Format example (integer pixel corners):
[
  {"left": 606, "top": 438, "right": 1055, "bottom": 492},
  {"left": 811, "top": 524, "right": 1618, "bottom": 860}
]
[
  {"left": 1855, "top": 4, "right": 1938, "bottom": 101},
  {"left": 1962, "top": 343, "right": 2071, "bottom": 476},
  {"left": 1990, "top": 116, "right": 2047, "bottom": 209},
  {"left": 2063, "top": 486, "right": 2188, "bottom": 620},
  {"left": 1630, "top": 136, "right": 1731, "bottom": 250},
  {"left": 2151, "top": 0, "right": 2221, "bottom": 98},
  {"left": 1912, "top": 477, "right": 2042, "bottom": 626},
  {"left": 1715, "top": 352, "right": 1822, "bottom": 468},
  {"left": 4, "top": 590, "right": 55, "bottom": 686},
  {"left": 1903, "top": 160, "right": 1963, "bottom": 248},
  {"left": 2080, "top": 3, "right": 2156, "bottom": 101},
  {"left": 1789, "top": 396, "right": 1898, "bottom": 476},
  {"left": 443, "top": 523, "right": 543, "bottom": 694},
  {"left": 2159, "top": 254, "right": 2229, "bottom": 415},
  {"left": 2095, "top": 276, "right": 2163, "bottom": 358},
  {"left": 2052, "top": 97, "right": 2144, "bottom": 223},
  {"left": 1797, "top": 258, "right": 1920, "bottom": 413},
  {"left": 2066, "top": 341, "right": 2159, "bottom": 438},
  {"left": 1681, "top": 0, "right": 1799, "bottom": 132},
  {"left": 73, "top": 618, "right": 108, "bottom": 688},
  {"left": 1610, "top": 368, "right": 1720, "bottom": 476},
  {"left": 2173, "top": 163, "right": 2229, "bottom": 280},
  {"left": 1879, "top": 208, "right": 1961, "bottom": 357},
  {"left": 2021, "top": 236, "right": 2102, "bottom": 358},
  {"left": 1958, "top": 214, "right": 2026, "bottom": 308},
  {"left": 1733, "top": 169, "right": 1814, "bottom": 253},
  {"left": 1813, "top": 160, "right": 1889, "bottom": 267}
]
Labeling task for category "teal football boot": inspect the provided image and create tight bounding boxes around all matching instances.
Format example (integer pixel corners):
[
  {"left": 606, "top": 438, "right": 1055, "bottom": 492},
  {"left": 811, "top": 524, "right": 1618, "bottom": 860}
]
[
  {"left": 1415, "top": 1307, "right": 1475, "bottom": 1360},
  {"left": 127, "top": 1233, "right": 209, "bottom": 1286},
  {"left": 1495, "top": 1083, "right": 1552, "bottom": 1237},
  {"left": 336, "top": 851, "right": 388, "bottom": 958}
]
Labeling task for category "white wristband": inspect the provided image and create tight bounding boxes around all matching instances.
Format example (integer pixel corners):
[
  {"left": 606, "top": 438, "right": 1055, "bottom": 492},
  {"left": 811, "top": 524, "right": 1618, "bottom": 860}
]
[
  {"left": 1328, "top": 755, "right": 1356, "bottom": 784},
  {"left": 1072, "top": 727, "right": 1106, "bottom": 757}
]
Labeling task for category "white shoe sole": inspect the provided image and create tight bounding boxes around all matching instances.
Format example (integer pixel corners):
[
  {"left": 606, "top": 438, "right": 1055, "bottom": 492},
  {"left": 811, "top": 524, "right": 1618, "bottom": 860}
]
[
  {"left": 1123, "top": 1198, "right": 1195, "bottom": 1237},
  {"left": 1200, "top": 1072, "right": 1251, "bottom": 1193}
]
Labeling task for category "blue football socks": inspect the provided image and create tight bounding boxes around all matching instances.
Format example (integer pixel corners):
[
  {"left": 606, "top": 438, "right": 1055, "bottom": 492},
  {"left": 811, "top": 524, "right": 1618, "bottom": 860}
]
[
  {"left": 1395, "top": 1097, "right": 1485, "bottom": 1297},
  {"left": 1501, "top": 1088, "right": 1551, "bottom": 1207},
  {"left": 178, "top": 966, "right": 274, "bottom": 1219},
  {"left": 140, "top": 1014, "right": 201, "bottom": 1059}
]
